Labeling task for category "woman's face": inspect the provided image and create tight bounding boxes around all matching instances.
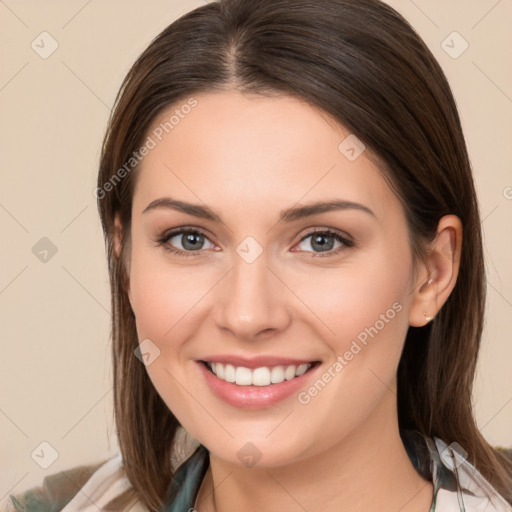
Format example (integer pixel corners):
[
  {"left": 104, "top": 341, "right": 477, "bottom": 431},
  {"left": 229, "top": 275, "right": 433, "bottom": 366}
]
[{"left": 125, "top": 90, "right": 420, "bottom": 467}]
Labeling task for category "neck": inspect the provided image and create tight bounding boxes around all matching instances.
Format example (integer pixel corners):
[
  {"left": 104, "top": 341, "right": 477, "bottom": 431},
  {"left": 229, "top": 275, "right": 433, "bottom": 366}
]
[{"left": 194, "top": 392, "right": 433, "bottom": 512}]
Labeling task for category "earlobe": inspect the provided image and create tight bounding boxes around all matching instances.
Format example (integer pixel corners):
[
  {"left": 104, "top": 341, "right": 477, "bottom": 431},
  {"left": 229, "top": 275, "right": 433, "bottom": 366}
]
[
  {"left": 408, "top": 215, "right": 462, "bottom": 327},
  {"left": 113, "top": 213, "right": 123, "bottom": 259}
]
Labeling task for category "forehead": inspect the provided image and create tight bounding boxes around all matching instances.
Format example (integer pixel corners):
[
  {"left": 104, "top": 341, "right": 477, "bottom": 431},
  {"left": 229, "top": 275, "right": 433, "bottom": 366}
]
[{"left": 132, "top": 90, "right": 400, "bottom": 223}]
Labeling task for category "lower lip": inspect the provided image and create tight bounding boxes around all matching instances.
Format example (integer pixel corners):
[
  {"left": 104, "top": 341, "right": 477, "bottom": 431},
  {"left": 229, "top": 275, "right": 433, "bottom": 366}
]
[{"left": 196, "top": 361, "right": 321, "bottom": 409}]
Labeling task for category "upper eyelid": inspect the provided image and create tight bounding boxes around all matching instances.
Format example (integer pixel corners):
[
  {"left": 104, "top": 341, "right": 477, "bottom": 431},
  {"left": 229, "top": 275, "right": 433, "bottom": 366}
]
[{"left": 300, "top": 227, "right": 353, "bottom": 241}]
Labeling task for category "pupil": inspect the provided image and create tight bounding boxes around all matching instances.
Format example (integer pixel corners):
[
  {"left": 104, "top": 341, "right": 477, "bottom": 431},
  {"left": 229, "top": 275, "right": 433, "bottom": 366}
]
[
  {"left": 183, "top": 233, "right": 203, "bottom": 250},
  {"left": 313, "top": 234, "right": 333, "bottom": 252}
]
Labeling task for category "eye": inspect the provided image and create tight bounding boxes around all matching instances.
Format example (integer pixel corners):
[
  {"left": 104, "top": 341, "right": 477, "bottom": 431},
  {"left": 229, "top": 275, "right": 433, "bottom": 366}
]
[
  {"left": 294, "top": 228, "right": 354, "bottom": 257},
  {"left": 156, "top": 227, "right": 354, "bottom": 258},
  {"left": 157, "top": 228, "right": 215, "bottom": 257}
]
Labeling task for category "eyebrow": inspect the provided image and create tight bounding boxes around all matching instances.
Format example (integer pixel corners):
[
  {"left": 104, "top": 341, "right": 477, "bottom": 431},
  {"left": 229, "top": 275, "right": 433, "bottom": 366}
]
[{"left": 142, "top": 197, "right": 376, "bottom": 222}]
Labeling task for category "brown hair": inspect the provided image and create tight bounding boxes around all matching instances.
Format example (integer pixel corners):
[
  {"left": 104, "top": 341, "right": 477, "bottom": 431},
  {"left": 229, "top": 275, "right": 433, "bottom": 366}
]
[{"left": 96, "top": 0, "right": 512, "bottom": 509}]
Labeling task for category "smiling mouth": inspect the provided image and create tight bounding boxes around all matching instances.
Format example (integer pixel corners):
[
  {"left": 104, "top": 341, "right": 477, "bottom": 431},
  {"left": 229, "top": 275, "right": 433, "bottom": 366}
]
[{"left": 200, "top": 360, "right": 321, "bottom": 387}]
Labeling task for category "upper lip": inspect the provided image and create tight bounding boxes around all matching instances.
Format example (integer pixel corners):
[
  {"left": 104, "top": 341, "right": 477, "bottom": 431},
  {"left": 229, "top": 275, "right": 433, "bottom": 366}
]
[{"left": 198, "top": 355, "right": 320, "bottom": 369}]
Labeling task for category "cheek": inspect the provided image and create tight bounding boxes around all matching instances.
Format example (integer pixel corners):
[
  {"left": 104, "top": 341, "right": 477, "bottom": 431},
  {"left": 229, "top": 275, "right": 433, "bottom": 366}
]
[
  {"left": 293, "top": 256, "right": 411, "bottom": 353},
  {"left": 127, "top": 245, "right": 212, "bottom": 423},
  {"left": 288, "top": 258, "right": 411, "bottom": 444},
  {"left": 289, "top": 247, "right": 414, "bottom": 424},
  {"left": 129, "top": 252, "right": 204, "bottom": 346},
  {"left": 127, "top": 222, "right": 199, "bottom": 330}
]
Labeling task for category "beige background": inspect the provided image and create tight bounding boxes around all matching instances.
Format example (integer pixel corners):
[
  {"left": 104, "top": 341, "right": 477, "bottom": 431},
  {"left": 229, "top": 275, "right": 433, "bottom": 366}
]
[{"left": 1, "top": 0, "right": 511, "bottom": 499}]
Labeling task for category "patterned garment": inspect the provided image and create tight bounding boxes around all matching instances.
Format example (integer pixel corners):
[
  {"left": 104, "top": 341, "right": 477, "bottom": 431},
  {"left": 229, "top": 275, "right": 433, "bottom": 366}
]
[{"left": 4, "top": 430, "right": 512, "bottom": 512}]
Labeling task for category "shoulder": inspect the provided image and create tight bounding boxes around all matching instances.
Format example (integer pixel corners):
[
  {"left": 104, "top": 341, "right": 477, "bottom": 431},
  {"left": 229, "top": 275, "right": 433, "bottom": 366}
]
[
  {"left": 429, "top": 436, "right": 512, "bottom": 511},
  {"left": 496, "top": 445, "right": 512, "bottom": 467},
  {"left": 402, "top": 429, "right": 512, "bottom": 512},
  {"left": 3, "top": 456, "right": 121, "bottom": 512}
]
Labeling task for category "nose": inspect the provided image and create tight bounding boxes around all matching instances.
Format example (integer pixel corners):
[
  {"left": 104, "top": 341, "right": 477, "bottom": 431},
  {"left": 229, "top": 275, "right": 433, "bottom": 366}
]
[{"left": 215, "top": 248, "right": 291, "bottom": 342}]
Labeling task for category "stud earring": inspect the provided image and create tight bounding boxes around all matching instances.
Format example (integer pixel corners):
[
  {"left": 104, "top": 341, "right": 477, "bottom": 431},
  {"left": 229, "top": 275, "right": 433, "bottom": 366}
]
[{"left": 424, "top": 312, "right": 433, "bottom": 323}]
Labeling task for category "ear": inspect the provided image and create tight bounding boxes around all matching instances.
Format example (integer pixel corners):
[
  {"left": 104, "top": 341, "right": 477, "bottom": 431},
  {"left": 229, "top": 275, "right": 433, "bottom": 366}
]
[
  {"left": 113, "top": 212, "right": 123, "bottom": 259},
  {"left": 113, "top": 213, "right": 133, "bottom": 307},
  {"left": 408, "top": 214, "right": 462, "bottom": 327}
]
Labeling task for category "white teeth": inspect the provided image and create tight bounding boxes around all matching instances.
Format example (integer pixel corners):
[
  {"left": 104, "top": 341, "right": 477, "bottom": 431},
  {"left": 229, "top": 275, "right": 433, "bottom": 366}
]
[
  {"left": 252, "top": 367, "right": 271, "bottom": 386},
  {"left": 284, "top": 365, "right": 296, "bottom": 380},
  {"left": 296, "top": 363, "right": 309, "bottom": 376},
  {"left": 235, "top": 366, "right": 253, "bottom": 385},
  {"left": 224, "top": 363, "right": 235, "bottom": 383},
  {"left": 207, "top": 362, "right": 313, "bottom": 386},
  {"left": 270, "top": 366, "right": 284, "bottom": 383},
  {"left": 214, "top": 363, "right": 224, "bottom": 379}
]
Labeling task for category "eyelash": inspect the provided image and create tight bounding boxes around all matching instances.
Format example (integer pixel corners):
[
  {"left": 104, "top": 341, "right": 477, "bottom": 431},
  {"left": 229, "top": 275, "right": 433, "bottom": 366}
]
[{"left": 156, "top": 227, "right": 354, "bottom": 258}]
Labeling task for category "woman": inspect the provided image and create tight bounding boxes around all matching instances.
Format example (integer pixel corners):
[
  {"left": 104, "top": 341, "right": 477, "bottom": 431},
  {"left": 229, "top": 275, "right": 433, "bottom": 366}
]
[{"left": 7, "top": 0, "right": 512, "bottom": 511}]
